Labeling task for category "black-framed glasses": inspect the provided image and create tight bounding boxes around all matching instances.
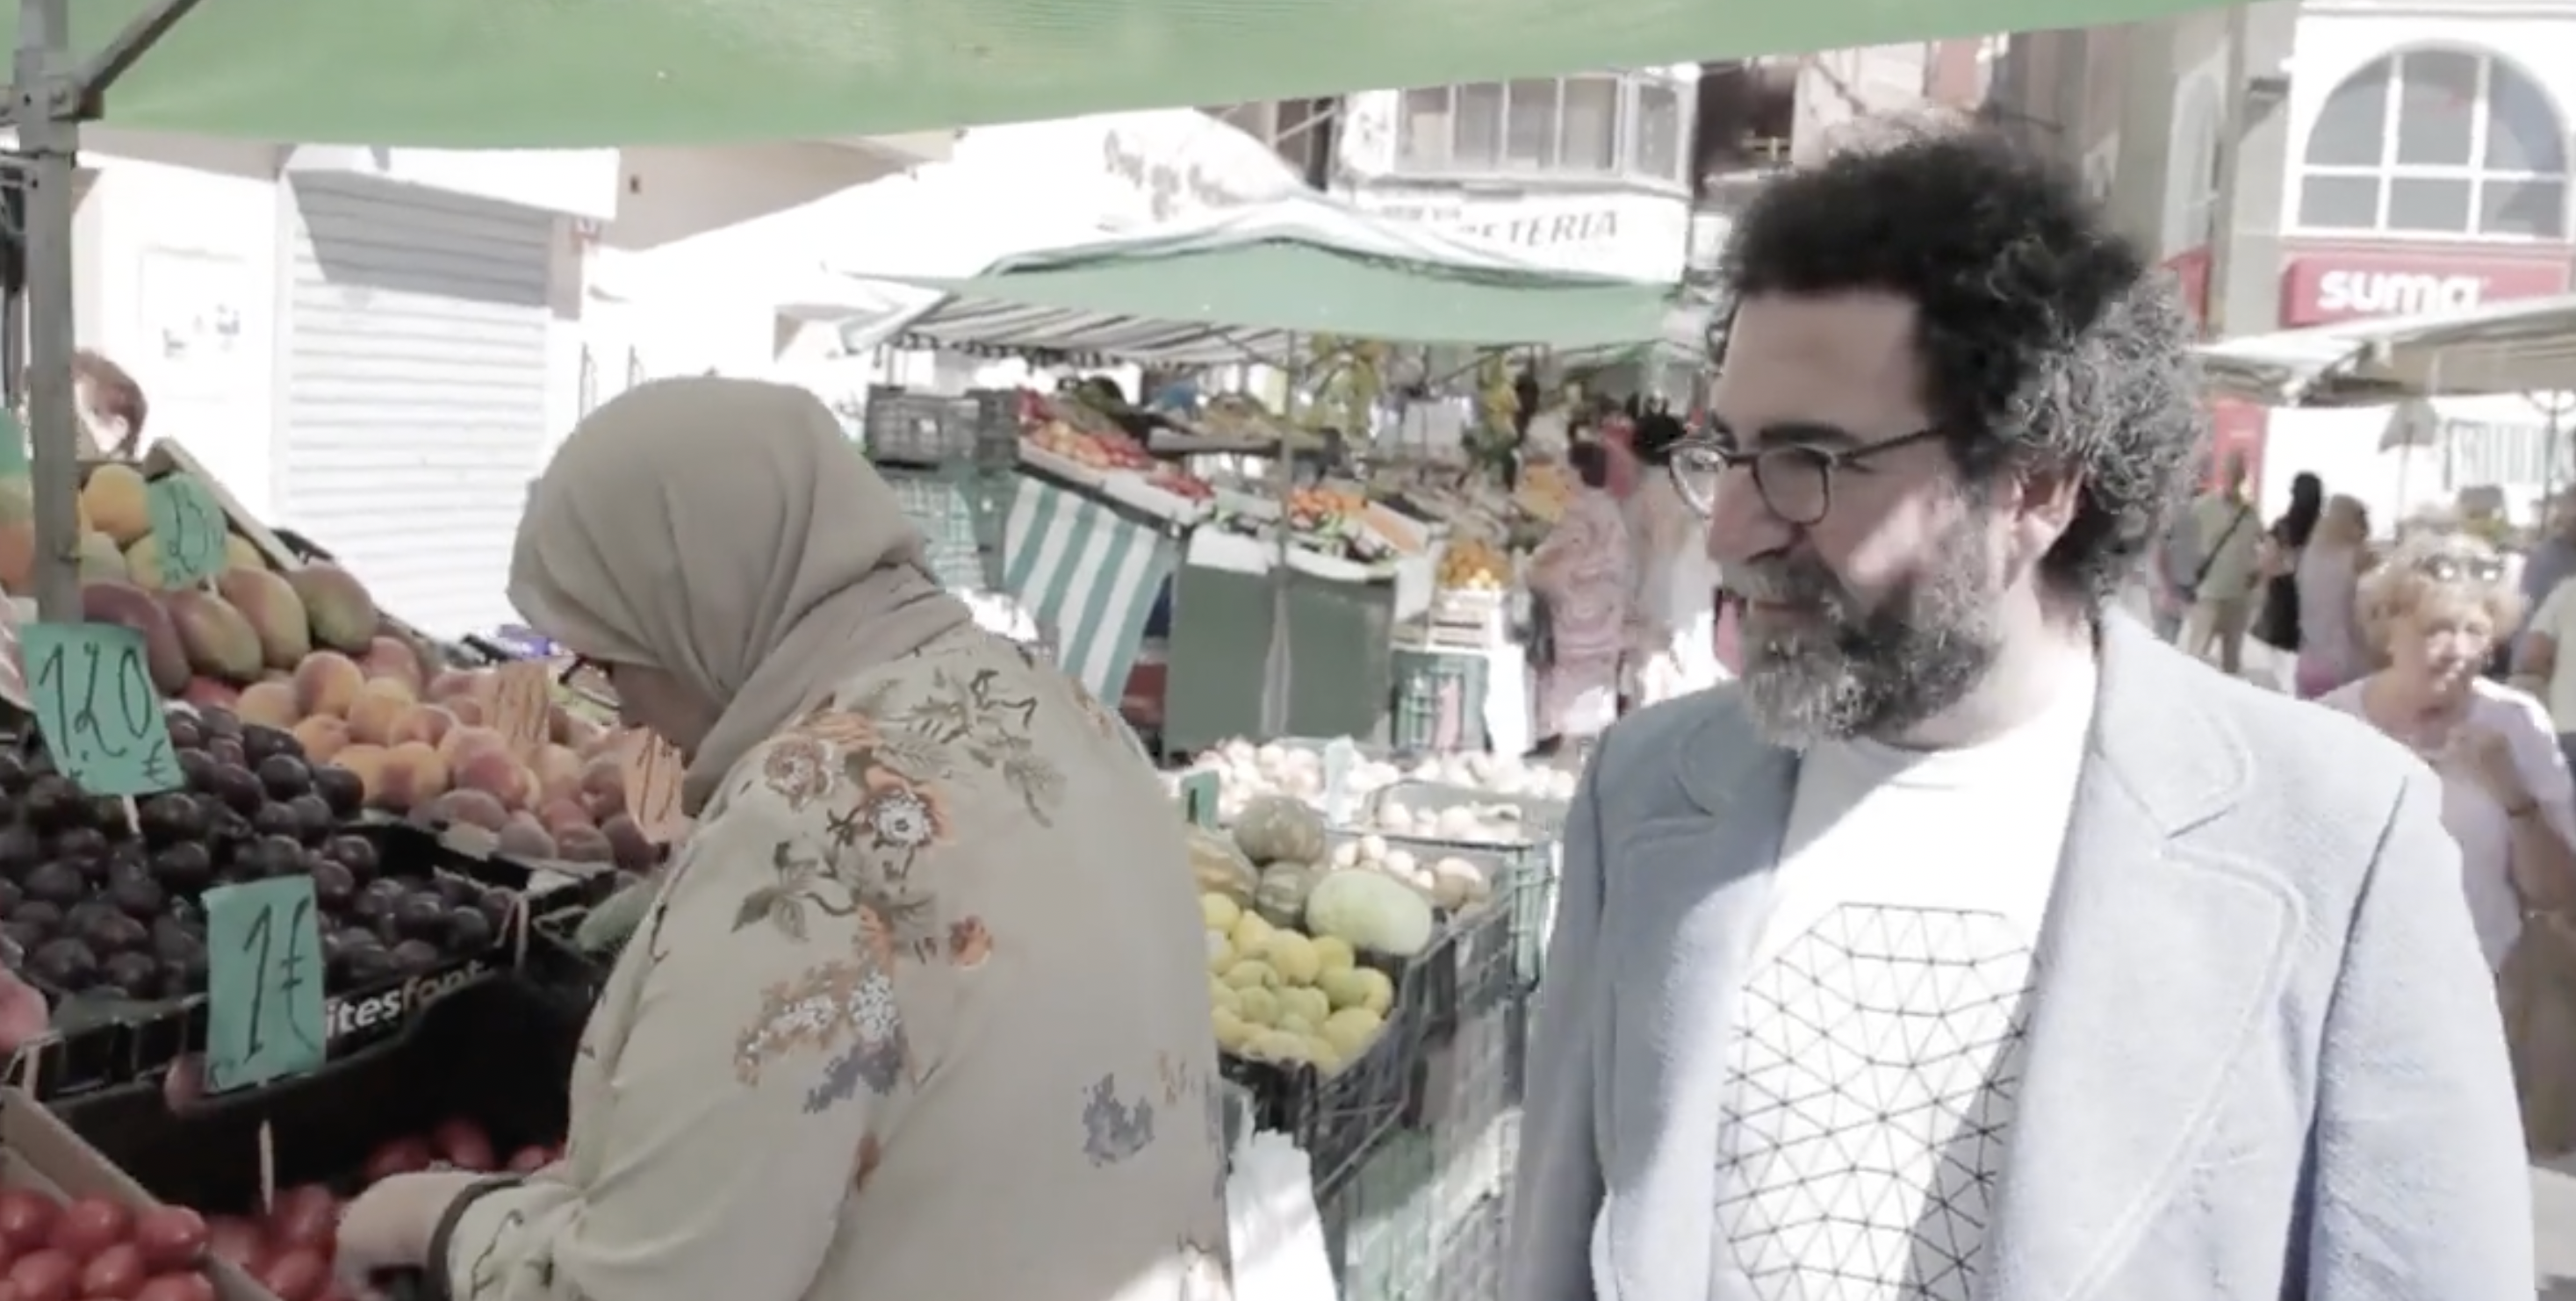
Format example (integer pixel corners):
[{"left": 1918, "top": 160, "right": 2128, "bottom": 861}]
[
  {"left": 558, "top": 654, "right": 600, "bottom": 687},
  {"left": 1667, "top": 426, "right": 1949, "bottom": 525},
  {"left": 2413, "top": 552, "right": 2507, "bottom": 586}
]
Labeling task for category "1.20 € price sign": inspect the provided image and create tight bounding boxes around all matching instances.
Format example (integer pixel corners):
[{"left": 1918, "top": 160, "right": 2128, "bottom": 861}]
[
  {"left": 21, "top": 622, "right": 179, "bottom": 795},
  {"left": 621, "top": 730, "right": 688, "bottom": 844}
]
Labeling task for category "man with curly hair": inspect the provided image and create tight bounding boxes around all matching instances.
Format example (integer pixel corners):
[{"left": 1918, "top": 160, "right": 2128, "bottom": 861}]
[{"left": 1508, "top": 126, "right": 2527, "bottom": 1301}]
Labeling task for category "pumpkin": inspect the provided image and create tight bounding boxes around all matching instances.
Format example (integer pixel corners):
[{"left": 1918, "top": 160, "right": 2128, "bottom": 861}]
[
  {"left": 1190, "top": 828, "right": 1259, "bottom": 905},
  {"left": 1253, "top": 864, "right": 1319, "bottom": 929},
  {"left": 1232, "top": 794, "right": 1328, "bottom": 865}
]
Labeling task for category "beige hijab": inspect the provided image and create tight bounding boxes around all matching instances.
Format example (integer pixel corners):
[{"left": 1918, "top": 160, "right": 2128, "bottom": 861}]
[{"left": 510, "top": 377, "right": 974, "bottom": 813}]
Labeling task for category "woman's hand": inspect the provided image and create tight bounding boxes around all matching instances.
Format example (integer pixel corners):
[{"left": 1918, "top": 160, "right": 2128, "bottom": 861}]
[{"left": 335, "top": 1171, "right": 493, "bottom": 1285}]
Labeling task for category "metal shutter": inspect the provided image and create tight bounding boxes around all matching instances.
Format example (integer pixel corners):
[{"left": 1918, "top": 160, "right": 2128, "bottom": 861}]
[{"left": 278, "top": 176, "right": 556, "bottom": 640}]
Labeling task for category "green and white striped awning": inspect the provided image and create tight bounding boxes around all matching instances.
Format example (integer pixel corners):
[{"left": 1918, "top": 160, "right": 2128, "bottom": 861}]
[{"left": 1003, "top": 478, "right": 1178, "bottom": 700}]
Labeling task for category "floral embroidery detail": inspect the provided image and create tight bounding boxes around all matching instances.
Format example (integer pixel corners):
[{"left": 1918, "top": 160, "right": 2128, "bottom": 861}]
[
  {"left": 1080, "top": 1074, "right": 1157, "bottom": 1167},
  {"left": 759, "top": 737, "right": 837, "bottom": 809},
  {"left": 946, "top": 916, "right": 994, "bottom": 967},
  {"left": 733, "top": 947, "right": 909, "bottom": 1110},
  {"left": 733, "top": 840, "right": 861, "bottom": 942},
  {"left": 853, "top": 1133, "right": 886, "bottom": 1193},
  {"left": 844, "top": 762, "right": 950, "bottom": 855},
  {"left": 792, "top": 702, "right": 883, "bottom": 750}
]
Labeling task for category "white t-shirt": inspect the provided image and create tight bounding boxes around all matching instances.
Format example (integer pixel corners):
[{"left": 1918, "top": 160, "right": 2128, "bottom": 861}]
[
  {"left": 2527, "top": 578, "right": 2576, "bottom": 733},
  {"left": 2186, "top": 492, "right": 2262, "bottom": 602},
  {"left": 2317, "top": 676, "right": 2576, "bottom": 968},
  {"left": 1714, "top": 652, "right": 2097, "bottom": 1301}
]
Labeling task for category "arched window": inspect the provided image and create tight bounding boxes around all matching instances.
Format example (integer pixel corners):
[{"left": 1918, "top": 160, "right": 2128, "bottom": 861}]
[{"left": 2296, "top": 47, "right": 2567, "bottom": 240}]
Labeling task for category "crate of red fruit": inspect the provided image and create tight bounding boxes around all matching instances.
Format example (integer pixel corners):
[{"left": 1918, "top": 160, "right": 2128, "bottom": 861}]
[
  {"left": 0, "top": 1088, "right": 257, "bottom": 1301},
  {"left": 0, "top": 708, "right": 526, "bottom": 1098}
]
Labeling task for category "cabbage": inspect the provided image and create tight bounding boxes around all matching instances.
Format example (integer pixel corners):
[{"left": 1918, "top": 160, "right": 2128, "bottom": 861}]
[{"left": 1304, "top": 869, "right": 1436, "bottom": 960}]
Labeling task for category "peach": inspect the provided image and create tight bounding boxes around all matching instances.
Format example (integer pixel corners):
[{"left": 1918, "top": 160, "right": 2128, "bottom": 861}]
[
  {"left": 532, "top": 743, "right": 581, "bottom": 787},
  {"left": 577, "top": 756, "right": 628, "bottom": 821},
  {"left": 345, "top": 679, "right": 415, "bottom": 747},
  {"left": 361, "top": 635, "right": 424, "bottom": 694},
  {"left": 389, "top": 703, "right": 458, "bottom": 750},
  {"left": 600, "top": 813, "right": 658, "bottom": 872},
  {"left": 376, "top": 741, "right": 450, "bottom": 811},
  {"left": 292, "top": 651, "right": 366, "bottom": 718},
  {"left": 456, "top": 750, "right": 538, "bottom": 810},
  {"left": 447, "top": 697, "right": 488, "bottom": 727},
  {"left": 556, "top": 825, "right": 614, "bottom": 863},
  {"left": 558, "top": 712, "right": 605, "bottom": 751},
  {"left": 422, "top": 788, "right": 510, "bottom": 833},
  {"left": 290, "top": 716, "right": 351, "bottom": 764},
  {"left": 575, "top": 730, "right": 623, "bottom": 762},
  {"left": 535, "top": 796, "right": 594, "bottom": 834},
  {"left": 236, "top": 681, "right": 299, "bottom": 730},
  {"left": 331, "top": 744, "right": 391, "bottom": 804},
  {"left": 425, "top": 669, "right": 480, "bottom": 703},
  {"left": 182, "top": 678, "right": 242, "bottom": 711},
  {"left": 437, "top": 724, "right": 509, "bottom": 768},
  {"left": 496, "top": 813, "right": 558, "bottom": 862}
]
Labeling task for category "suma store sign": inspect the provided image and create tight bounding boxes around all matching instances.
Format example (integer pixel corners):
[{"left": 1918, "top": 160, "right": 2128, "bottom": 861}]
[{"left": 2278, "top": 250, "right": 2568, "bottom": 327}]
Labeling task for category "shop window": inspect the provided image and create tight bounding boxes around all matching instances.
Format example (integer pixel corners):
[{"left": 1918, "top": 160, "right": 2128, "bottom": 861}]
[
  {"left": 2296, "top": 47, "right": 2568, "bottom": 240},
  {"left": 1394, "top": 73, "right": 1694, "bottom": 183}
]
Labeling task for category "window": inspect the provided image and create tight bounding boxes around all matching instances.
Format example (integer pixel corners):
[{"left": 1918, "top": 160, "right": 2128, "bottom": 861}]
[
  {"left": 2296, "top": 48, "right": 2568, "bottom": 240},
  {"left": 1393, "top": 73, "right": 1693, "bottom": 183}
]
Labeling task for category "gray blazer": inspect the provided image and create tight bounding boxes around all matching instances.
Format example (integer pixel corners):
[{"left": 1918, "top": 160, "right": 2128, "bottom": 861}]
[{"left": 1507, "top": 614, "right": 2532, "bottom": 1301}]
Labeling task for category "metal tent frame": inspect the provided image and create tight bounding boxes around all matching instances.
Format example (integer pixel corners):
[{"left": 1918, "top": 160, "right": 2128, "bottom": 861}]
[{"left": 4, "top": 0, "right": 202, "bottom": 622}]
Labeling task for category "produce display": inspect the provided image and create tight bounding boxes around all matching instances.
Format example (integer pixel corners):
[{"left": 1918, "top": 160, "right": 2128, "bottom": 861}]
[
  {"left": 1182, "top": 738, "right": 1575, "bottom": 824},
  {"left": 1203, "top": 799, "right": 1408, "bottom": 1075},
  {"left": 227, "top": 655, "right": 658, "bottom": 873},
  {"left": 0, "top": 1186, "right": 224, "bottom": 1301},
  {"left": 1326, "top": 834, "right": 1492, "bottom": 911},
  {"left": 1022, "top": 420, "right": 1154, "bottom": 474},
  {"left": 1434, "top": 540, "right": 1509, "bottom": 593},
  {"left": 1208, "top": 486, "right": 1392, "bottom": 566},
  {"left": 0, "top": 708, "right": 511, "bottom": 1001}
]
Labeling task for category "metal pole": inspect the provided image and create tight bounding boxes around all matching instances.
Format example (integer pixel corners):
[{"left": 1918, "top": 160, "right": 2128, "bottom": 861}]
[
  {"left": 13, "top": 0, "right": 79, "bottom": 622},
  {"left": 1258, "top": 339, "right": 1307, "bottom": 736},
  {"left": 2200, "top": 3, "right": 2254, "bottom": 339}
]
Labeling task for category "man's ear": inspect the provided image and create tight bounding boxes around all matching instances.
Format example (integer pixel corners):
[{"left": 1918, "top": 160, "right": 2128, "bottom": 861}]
[{"left": 2012, "top": 463, "right": 2084, "bottom": 563}]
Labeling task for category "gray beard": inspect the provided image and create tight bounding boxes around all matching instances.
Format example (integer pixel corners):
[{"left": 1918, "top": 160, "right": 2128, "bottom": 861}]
[{"left": 1734, "top": 512, "right": 2003, "bottom": 751}]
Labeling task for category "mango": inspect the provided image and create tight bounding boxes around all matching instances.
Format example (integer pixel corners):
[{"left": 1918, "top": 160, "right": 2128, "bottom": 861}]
[
  {"left": 291, "top": 650, "right": 365, "bottom": 718},
  {"left": 283, "top": 564, "right": 378, "bottom": 654},
  {"left": 214, "top": 568, "right": 311, "bottom": 669},
  {"left": 122, "top": 536, "right": 163, "bottom": 590},
  {"left": 79, "top": 579, "right": 189, "bottom": 694},
  {"left": 80, "top": 464, "right": 149, "bottom": 545},
  {"left": 164, "top": 590, "right": 264, "bottom": 684},
  {"left": 235, "top": 681, "right": 299, "bottom": 730},
  {"left": 74, "top": 531, "right": 125, "bottom": 584},
  {"left": 224, "top": 533, "right": 265, "bottom": 572}
]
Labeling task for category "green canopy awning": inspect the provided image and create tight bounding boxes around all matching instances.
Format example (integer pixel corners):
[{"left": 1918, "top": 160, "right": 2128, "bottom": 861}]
[
  {"left": 840, "top": 192, "right": 1680, "bottom": 362},
  {"left": 47, "top": 0, "right": 2239, "bottom": 146}
]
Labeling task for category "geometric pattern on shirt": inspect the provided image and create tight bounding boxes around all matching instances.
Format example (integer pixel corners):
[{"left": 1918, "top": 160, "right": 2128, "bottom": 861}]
[{"left": 1716, "top": 904, "right": 2036, "bottom": 1301}]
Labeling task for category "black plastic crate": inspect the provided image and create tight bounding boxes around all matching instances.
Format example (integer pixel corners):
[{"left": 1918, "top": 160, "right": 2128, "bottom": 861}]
[
  {"left": 961, "top": 388, "right": 1024, "bottom": 467},
  {"left": 1222, "top": 957, "right": 1426, "bottom": 1198},
  {"left": 862, "top": 387, "right": 988, "bottom": 467}
]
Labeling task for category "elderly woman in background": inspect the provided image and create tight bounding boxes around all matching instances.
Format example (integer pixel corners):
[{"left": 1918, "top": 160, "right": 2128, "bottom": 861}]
[
  {"left": 2292, "top": 494, "right": 2374, "bottom": 699},
  {"left": 2319, "top": 529, "right": 2576, "bottom": 970},
  {"left": 1527, "top": 442, "right": 1629, "bottom": 750},
  {"left": 1623, "top": 411, "right": 1724, "bottom": 704}
]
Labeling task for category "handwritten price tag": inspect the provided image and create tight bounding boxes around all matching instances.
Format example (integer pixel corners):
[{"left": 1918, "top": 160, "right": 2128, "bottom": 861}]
[
  {"left": 22, "top": 622, "right": 178, "bottom": 794},
  {"left": 621, "top": 730, "right": 688, "bottom": 843},
  {"left": 489, "top": 660, "right": 552, "bottom": 758},
  {"left": 146, "top": 474, "right": 231, "bottom": 588},
  {"left": 202, "top": 876, "right": 327, "bottom": 1093},
  {"left": 1177, "top": 771, "right": 1220, "bottom": 828}
]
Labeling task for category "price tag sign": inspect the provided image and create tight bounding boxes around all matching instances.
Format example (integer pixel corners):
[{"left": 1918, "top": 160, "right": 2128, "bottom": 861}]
[
  {"left": 201, "top": 876, "right": 326, "bottom": 1093},
  {"left": 489, "top": 660, "right": 552, "bottom": 758},
  {"left": 0, "top": 410, "right": 25, "bottom": 478},
  {"left": 1177, "top": 771, "right": 1220, "bottom": 829},
  {"left": 1321, "top": 737, "right": 1358, "bottom": 826},
  {"left": 146, "top": 474, "right": 231, "bottom": 588},
  {"left": 21, "top": 622, "right": 178, "bottom": 794},
  {"left": 621, "top": 730, "right": 689, "bottom": 843}
]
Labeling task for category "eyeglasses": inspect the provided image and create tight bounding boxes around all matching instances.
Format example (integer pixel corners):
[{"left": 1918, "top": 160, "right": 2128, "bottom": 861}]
[
  {"left": 2413, "top": 553, "right": 2508, "bottom": 586},
  {"left": 1667, "top": 427, "right": 1949, "bottom": 525},
  {"left": 559, "top": 654, "right": 604, "bottom": 687}
]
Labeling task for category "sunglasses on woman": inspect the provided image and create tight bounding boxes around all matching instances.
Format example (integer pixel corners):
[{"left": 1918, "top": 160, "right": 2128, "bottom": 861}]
[{"left": 2412, "top": 554, "right": 2507, "bottom": 585}]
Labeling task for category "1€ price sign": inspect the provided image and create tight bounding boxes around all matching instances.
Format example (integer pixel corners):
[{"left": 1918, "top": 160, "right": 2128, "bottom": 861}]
[
  {"left": 146, "top": 474, "right": 231, "bottom": 588},
  {"left": 1177, "top": 771, "right": 1220, "bottom": 828},
  {"left": 201, "top": 876, "right": 327, "bottom": 1093},
  {"left": 22, "top": 622, "right": 178, "bottom": 795},
  {"left": 621, "top": 730, "right": 688, "bottom": 844}
]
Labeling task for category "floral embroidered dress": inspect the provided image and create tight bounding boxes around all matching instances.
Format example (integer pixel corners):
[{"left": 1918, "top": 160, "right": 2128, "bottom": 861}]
[
  {"left": 1529, "top": 487, "right": 1630, "bottom": 740},
  {"left": 433, "top": 627, "right": 1231, "bottom": 1301}
]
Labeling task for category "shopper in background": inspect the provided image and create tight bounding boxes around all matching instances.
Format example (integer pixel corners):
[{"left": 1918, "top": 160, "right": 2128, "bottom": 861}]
[
  {"left": 2521, "top": 491, "right": 2576, "bottom": 646},
  {"left": 2515, "top": 563, "right": 2576, "bottom": 774},
  {"left": 333, "top": 378, "right": 1228, "bottom": 1301},
  {"left": 1623, "top": 409, "right": 1725, "bottom": 703},
  {"left": 2249, "top": 471, "right": 2321, "bottom": 673},
  {"left": 2293, "top": 494, "right": 2375, "bottom": 699},
  {"left": 2179, "top": 450, "right": 2261, "bottom": 674},
  {"left": 1527, "top": 441, "right": 1630, "bottom": 751},
  {"left": 69, "top": 349, "right": 146, "bottom": 460},
  {"left": 1508, "top": 127, "right": 2527, "bottom": 1301},
  {"left": 2321, "top": 529, "right": 2576, "bottom": 968}
]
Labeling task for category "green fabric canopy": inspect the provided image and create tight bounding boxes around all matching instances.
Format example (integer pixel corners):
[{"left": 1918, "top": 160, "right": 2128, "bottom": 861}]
[
  {"left": 842, "top": 191, "right": 1679, "bottom": 360},
  {"left": 47, "top": 0, "right": 2235, "bottom": 146}
]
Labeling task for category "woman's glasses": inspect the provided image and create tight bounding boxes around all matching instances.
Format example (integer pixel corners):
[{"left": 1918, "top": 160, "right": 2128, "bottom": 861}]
[
  {"left": 1668, "top": 428, "right": 1948, "bottom": 524},
  {"left": 2412, "top": 554, "right": 2507, "bottom": 586}
]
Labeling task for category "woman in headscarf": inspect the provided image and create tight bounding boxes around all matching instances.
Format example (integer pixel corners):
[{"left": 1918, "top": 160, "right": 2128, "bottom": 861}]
[
  {"left": 1527, "top": 442, "right": 1629, "bottom": 750},
  {"left": 334, "top": 378, "right": 1230, "bottom": 1301},
  {"left": 1623, "top": 411, "right": 1725, "bottom": 704}
]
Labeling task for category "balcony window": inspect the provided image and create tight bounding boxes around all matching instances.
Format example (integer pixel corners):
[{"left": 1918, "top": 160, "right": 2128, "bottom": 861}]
[
  {"left": 2295, "top": 47, "right": 2567, "bottom": 240},
  {"left": 1394, "top": 72, "right": 1694, "bottom": 184}
]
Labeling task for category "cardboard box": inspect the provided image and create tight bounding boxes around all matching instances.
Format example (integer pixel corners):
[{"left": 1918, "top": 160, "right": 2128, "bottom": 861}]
[{"left": 0, "top": 1084, "right": 269, "bottom": 1301}]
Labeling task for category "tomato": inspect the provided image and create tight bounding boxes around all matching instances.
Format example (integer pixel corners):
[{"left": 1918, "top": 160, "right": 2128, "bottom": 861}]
[
  {"left": 432, "top": 1121, "right": 495, "bottom": 1175},
  {"left": 198, "top": 1221, "right": 258, "bottom": 1271},
  {"left": 254, "top": 1248, "right": 326, "bottom": 1301},
  {"left": 131, "top": 1276, "right": 213, "bottom": 1301},
  {"left": 0, "top": 1193, "right": 56, "bottom": 1255},
  {"left": 75, "top": 1243, "right": 142, "bottom": 1299},
  {"left": 9, "top": 1248, "right": 79, "bottom": 1301},
  {"left": 359, "top": 1140, "right": 431, "bottom": 1186},
  {"left": 126, "top": 1212, "right": 203, "bottom": 1275},
  {"left": 47, "top": 1202, "right": 130, "bottom": 1264},
  {"left": 263, "top": 1189, "right": 335, "bottom": 1255}
]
